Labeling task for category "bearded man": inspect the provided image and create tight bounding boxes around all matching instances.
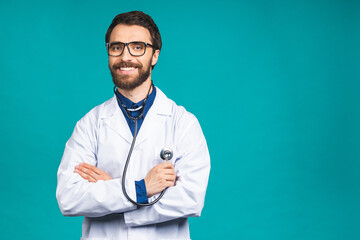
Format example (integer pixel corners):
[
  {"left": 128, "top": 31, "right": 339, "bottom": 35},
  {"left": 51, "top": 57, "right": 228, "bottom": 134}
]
[{"left": 56, "top": 11, "right": 210, "bottom": 240}]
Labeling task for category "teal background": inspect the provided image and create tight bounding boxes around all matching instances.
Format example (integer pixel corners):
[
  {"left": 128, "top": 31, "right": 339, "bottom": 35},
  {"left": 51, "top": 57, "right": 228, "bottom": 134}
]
[{"left": 0, "top": 0, "right": 359, "bottom": 239}]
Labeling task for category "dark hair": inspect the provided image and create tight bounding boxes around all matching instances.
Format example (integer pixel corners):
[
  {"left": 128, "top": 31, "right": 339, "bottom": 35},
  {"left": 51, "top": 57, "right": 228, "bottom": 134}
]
[{"left": 105, "top": 11, "right": 162, "bottom": 51}]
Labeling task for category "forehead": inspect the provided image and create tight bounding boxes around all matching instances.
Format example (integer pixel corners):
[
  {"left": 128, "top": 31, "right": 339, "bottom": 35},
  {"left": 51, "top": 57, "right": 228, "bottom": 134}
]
[{"left": 109, "top": 24, "right": 152, "bottom": 43}]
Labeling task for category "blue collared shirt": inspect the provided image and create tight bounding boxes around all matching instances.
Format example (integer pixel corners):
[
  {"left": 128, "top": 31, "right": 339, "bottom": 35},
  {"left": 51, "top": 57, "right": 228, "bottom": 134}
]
[
  {"left": 115, "top": 87, "right": 156, "bottom": 204},
  {"left": 115, "top": 87, "right": 156, "bottom": 136}
]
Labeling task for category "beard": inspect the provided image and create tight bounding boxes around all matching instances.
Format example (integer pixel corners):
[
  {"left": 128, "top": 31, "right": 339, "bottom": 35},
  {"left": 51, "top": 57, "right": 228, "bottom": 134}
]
[{"left": 110, "top": 60, "right": 151, "bottom": 90}]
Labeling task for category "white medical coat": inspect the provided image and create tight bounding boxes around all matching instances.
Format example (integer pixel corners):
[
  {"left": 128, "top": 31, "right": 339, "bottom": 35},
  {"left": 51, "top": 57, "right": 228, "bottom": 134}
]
[{"left": 56, "top": 87, "right": 210, "bottom": 240}]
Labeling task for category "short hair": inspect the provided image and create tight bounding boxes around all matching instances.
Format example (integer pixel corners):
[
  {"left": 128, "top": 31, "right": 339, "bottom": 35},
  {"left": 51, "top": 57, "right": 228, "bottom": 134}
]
[{"left": 105, "top": 11, "right": 162, "bottom": 51}]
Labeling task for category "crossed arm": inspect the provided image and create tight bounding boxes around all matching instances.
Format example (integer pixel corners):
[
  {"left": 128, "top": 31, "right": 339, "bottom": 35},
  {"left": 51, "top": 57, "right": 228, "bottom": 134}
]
[
  {"left": 57, "top": 113, "right": 210, "bottom": 225},
  {"left": 74, "top": 162, "right": 176, "bottom": 198}
]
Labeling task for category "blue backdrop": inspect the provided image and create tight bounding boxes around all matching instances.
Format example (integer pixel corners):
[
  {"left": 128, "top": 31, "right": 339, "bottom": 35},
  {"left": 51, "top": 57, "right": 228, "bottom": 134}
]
[{"left": 0, "top": 0, "right": 359, "bottom": 239}]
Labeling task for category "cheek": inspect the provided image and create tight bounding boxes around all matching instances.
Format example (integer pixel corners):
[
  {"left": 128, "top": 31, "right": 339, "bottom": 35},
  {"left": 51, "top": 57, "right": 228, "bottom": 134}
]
[
  {"left": 142, "top": 52, "right": 154, "bottom": 66},
  {"left": 136, "top": 57, "right": 150, "bottom": 68},
  {"left": 109, "top": 57, "right": 116, "bottom": 66}
]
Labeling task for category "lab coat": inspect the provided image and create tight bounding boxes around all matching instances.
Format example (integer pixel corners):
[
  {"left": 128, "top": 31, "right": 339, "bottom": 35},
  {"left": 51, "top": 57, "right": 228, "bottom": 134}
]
[{"left": 56, "top": 87, "right": 210, "bottom": 240}]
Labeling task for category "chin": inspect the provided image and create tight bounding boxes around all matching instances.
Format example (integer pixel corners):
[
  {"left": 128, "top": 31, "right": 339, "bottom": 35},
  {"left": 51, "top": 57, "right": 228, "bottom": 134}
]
[{"left": 113, "top": 77, "right": 147, "bottom": 91}]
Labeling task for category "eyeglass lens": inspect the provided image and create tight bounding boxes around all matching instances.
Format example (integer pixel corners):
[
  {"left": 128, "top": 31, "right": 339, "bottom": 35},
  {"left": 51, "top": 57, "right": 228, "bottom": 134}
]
[{"left": 108, "top": 42, "right": 146, "bottom": 56}]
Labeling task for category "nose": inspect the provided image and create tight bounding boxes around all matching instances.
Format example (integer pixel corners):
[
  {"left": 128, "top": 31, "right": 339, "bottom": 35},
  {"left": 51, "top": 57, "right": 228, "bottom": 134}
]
[{"left": 120, "top": 45, "right": 133, "bottom": 61}]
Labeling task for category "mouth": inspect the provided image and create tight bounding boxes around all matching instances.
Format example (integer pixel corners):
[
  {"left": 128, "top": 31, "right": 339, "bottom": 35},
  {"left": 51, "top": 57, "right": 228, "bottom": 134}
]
[{"left": 117, "top": 67, "right": 137, "bottom": 75}]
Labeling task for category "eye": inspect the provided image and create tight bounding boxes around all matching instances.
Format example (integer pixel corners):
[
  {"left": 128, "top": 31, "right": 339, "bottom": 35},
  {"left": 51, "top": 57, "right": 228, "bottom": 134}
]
[
  {"left": 130, "top": 42, "right": 145, "bottom": 51},
  {"left": 134, "top": 45, "right": 143, "bottom": 50},
  {"left": 110, "top": 43, "right": 124, "bottom": 52}
]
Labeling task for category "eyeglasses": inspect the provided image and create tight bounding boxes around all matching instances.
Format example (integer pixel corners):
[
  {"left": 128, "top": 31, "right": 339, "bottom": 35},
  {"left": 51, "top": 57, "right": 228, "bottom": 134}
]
[{"left": 106, "top": 41, "right": 154, "bottom": 57}]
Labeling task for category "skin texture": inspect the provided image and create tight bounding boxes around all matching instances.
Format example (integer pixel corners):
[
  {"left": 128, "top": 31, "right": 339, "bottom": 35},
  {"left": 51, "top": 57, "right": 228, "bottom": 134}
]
[{"left": 75, "top": 24, "right": 175, "bottom": 198}]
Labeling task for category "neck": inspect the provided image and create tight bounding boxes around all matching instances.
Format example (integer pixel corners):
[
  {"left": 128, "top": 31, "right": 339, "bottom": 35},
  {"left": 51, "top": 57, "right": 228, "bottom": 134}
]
[{"left": 117, "top": 79, "right": 153, "bottom": 103}]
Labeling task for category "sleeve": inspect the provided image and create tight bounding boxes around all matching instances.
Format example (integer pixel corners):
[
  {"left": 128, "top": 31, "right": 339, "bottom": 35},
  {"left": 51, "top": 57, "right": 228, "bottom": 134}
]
[
  {"left": 135, "top": 179, "right": 149, "bottom": 204},
  {"left": 124, "top": 116, "right": 211, "bottom": 226},
  {"left": 56, "top": 112, "right": 137, "bottom": 217}
]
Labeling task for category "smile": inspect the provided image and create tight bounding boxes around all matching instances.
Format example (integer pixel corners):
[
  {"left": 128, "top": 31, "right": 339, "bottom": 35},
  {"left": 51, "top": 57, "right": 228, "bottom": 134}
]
[
  {"left": 120, "top": 67, "right": 135, "bottom": 71},
  {"left": 117, "top": 67, "right": 137, "bottom": 75}
]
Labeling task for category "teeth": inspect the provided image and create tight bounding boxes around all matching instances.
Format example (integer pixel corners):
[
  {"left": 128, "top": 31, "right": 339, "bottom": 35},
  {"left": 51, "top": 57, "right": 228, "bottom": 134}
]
[{"left": 120, "top": 67, "right": 135, "bottom": 71}]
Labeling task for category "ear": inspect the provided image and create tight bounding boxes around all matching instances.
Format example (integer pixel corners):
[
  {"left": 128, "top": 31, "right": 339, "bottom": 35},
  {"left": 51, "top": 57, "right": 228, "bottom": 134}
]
[{"left": 151, "top": 49, "right": 160, "bottom": 67}]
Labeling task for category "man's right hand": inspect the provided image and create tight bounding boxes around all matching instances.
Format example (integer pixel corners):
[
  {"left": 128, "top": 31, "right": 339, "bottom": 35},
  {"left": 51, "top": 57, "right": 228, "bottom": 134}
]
[{"left": 144, "top": 162, "right": 176, "bottom": 198}]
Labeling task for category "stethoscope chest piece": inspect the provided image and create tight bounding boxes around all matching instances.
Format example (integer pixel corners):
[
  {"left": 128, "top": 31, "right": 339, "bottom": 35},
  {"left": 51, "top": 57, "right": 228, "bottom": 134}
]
[{"left": 160, "top": 148, "right": 173, "bottom": 161}]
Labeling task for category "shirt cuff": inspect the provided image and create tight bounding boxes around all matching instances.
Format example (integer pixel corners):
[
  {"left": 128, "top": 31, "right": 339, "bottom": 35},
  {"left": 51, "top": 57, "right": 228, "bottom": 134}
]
[{"left": 135, "top": 179, "right": 148, "bottom": 204}]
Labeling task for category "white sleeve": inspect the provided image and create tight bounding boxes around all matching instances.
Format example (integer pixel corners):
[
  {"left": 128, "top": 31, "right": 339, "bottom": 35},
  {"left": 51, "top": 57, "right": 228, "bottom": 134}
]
[
  {"left": 124, "top": 117, "right": 210, "bottom": 226},
  {"left": 56, "top": 113, "right": 137, "bottom": 217}
]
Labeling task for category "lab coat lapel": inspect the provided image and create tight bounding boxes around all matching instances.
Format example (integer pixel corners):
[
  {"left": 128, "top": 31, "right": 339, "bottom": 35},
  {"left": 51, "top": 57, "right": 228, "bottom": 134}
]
[
  {"left": 102, "top": 96, "right": 133, "bottom": 144},
  {"left": 135, "top": 88, "right": 172, "bottom": 146}
]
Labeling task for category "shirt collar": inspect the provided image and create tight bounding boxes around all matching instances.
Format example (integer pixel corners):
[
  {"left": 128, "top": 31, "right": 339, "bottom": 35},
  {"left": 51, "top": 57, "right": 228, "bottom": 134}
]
[
  {"left": 115, "top": 86, "right": 157, "bottom": 116},
  {"left": 100, "top": 87, "right": 173, "bottom": 120}
]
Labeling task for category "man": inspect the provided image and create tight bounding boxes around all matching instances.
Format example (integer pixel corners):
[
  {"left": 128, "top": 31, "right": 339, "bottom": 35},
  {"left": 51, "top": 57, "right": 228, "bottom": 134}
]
[{"left": 56, "top": 11, "right": 210, "bottom": 240}]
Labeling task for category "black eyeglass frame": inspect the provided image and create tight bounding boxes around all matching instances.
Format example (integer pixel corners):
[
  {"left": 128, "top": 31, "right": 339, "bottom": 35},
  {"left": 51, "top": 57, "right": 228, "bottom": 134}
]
[{"left": 106, "top": 41, "right": 155, "bottom": 57}]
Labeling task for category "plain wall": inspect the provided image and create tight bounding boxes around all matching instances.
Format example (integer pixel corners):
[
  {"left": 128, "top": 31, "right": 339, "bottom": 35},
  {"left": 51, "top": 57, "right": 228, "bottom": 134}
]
[{"left": 0, "top": 0, "right": 359, "bottom": 239}]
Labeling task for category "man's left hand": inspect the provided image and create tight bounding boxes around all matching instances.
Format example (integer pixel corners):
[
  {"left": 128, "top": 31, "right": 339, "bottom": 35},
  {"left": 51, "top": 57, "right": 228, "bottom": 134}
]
[{"left": 74, "top": 163, "right": 112, "bottom": 182}]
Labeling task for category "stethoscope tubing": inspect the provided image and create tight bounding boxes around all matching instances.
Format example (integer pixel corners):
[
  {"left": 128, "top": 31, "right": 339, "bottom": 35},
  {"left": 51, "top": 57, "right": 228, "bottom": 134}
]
[
  {"left": 115, "top": 83, "right": 167, "bottom": 206},
  {"left": 121, "top": 119, "right": 167, "bottom": 206}
]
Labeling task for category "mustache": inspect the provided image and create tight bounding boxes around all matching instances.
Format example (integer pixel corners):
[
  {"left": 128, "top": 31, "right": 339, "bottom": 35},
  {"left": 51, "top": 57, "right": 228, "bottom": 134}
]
[{"left": 112, "top": 62, "right": 142, "bottom": 69}]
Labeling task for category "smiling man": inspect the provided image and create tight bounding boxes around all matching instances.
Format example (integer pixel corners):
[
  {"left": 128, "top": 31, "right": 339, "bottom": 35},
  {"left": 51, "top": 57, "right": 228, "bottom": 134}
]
[{"left": 56, "top": 11, "right": 210, "bottom": 240}]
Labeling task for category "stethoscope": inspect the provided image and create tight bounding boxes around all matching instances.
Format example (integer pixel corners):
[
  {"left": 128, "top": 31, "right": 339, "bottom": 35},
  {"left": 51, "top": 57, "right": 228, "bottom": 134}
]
[{"left": 113, "top": 82, "right": 173, "bottom": 206}]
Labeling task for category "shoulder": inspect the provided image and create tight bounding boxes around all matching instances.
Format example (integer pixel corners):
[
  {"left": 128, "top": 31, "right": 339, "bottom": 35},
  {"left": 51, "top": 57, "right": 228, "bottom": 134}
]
[
  {"left": 76, "top": 96, "right": 117, "bottom": 127},
  {"left": 156, "top": 87, "right": 197, "bottom": 120},
  {"left": 156, "top": 87, "right": 201, "bottom": 133}
]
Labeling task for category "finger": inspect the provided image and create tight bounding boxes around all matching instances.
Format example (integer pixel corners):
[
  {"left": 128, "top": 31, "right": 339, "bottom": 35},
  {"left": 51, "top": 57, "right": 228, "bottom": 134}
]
[
  {"left": 76, "top": 165, "right": 99, "bottom": 180},
  {"left": 74, "top": 169, "right": 97, "bottom": 182},
  {"left": 164, "top": 174, "right": 176, "bottom": 182},
  {"left": 78, "top": 164, "right": 112, "bottom": 181},
  {"left": 79, "top": 163, "right": 103, "bottom": 175},
  {"left": 163, "top": 169, "right": 176, "bottom": 175},
  {"left": 165, "top": 180, "right": 175, "bottom": 187},
  {"left": 160, "top": 162, "right": 174, "bottom": 169}
]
